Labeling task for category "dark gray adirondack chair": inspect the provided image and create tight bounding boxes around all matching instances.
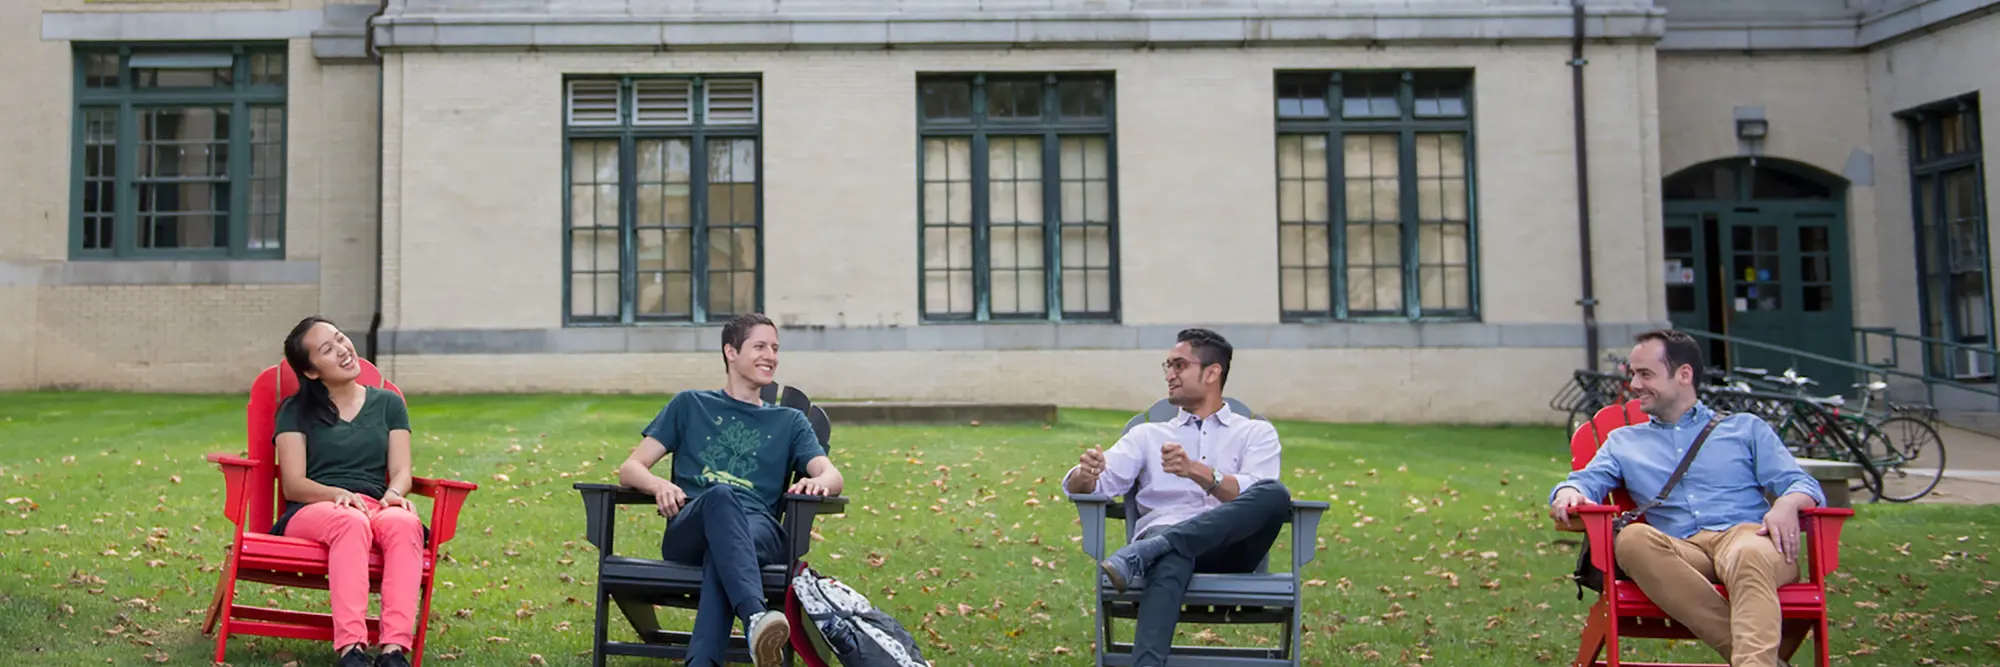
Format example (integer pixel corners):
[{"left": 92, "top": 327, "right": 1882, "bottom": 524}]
[
  {"left": 1068, "top": 397, "right": 1330, "bottom": 667},
  {"left": 574, "top": 384, "right": 845, "bottom": 666}
]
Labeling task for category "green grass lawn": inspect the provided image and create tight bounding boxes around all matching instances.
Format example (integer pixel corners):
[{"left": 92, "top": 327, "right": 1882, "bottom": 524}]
[{"left": 1, "top": 392, "right": 1996, "bottom": 666}]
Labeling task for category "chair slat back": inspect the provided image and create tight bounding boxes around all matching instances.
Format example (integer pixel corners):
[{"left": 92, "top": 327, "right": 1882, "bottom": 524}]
[
  {"left": 1568, "top": 399, "right": 1646, "bottom": 511},
  {"left": 243, "top": 358, "right": 399, "bottom": 533}
]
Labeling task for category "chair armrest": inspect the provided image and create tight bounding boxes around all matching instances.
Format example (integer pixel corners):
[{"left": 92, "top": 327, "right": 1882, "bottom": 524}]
[
  {"left": 206, "top": 453, "right": 258, "bottom": 528},
  {"left": 1801, "top": 506, "right": 1854, "bottom": 582},
  {"left": 1288, "top": 500, "right": 1330, "bottom": 570},
  {"left": 573, "top": 483, "right": 648, "bottom": 556},
  {"left": 782, "top": 494, "right": 849, "bottom": 561},
  {"left": 408, "top": 476, "right": 478, "bottom": 550},
  {"left": 1571, "top": 504, "right": 1622, "bottom": 574},
  {"left": 1068, "top": 494, "right": 1111, "bottom": 562}
]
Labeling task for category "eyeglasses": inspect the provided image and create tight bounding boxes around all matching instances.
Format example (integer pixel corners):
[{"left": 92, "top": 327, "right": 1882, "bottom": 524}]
[{"left": 1162, "top": 358, "right": 1210, "bottom": 373}]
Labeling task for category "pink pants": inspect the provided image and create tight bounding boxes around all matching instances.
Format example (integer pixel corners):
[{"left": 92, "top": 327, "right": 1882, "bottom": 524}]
[{"left": 284, "top": 496, "right": 425, "bottom": 649}]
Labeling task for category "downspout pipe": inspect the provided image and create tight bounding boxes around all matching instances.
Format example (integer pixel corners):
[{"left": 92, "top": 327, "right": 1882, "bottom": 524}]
[
  {"left": 1570, "top": 0, "right": 1601, "bottom": 369},
  {"left": 364, "top": 0, "right": 388, "bottom": 364}
]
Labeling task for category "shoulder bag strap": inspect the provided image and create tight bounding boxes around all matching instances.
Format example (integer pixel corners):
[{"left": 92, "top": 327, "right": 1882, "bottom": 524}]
[{"left": 1615, "top": 412, "right": 1724, "bottom": 529}]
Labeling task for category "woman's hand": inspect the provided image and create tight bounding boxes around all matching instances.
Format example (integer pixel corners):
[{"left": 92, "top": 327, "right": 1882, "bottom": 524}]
[
  {"left": 382, "top": 489, "right": 414, "bottom": 511},
  {"left": 330, "top": 489, "right": 364, "bottom": 510}
]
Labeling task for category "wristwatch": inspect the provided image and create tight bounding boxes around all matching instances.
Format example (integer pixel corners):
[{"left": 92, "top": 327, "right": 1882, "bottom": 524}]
[{"left": 1208, "top": 469, "right": 1224, "bottom": 494}]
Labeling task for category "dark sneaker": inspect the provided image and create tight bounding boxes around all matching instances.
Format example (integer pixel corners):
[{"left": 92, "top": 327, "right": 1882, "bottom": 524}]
[
  {"left": 1099, "top": 546, "right": 1148, "bottom": 593},
  {"left": 337, "top": 646, "right": 373, "bottom": 667},
  {"left": 374, "top": 649, "right": 411, "bottom": 667},
  {"left": 747, "top": 610, "right": 790, "bottom": 667}
]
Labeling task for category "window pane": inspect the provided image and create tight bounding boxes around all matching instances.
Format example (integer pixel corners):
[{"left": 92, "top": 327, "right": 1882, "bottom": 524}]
[
  {"left": 921, "top": 81, "right": 972, "bottom": 121},
  {"left": 1061, "top": 225, "right": 1112, "bottom": 314},
  {"left": 251, "top": 53, "right": 286, "bottom": 87},
  {"left": 84, "top": 54, "right": 120, "bottom": 89},
  {"left": 1276, "top": 77, "right": 1329, "bottom": 119},
  {"left": 81, "top": 109, "right": 118, "bottom": 250},
  {"left": 1413, "top": 72, "right": 1468, "bottom": 118},
  {"left": 136, "top": 66, "right": 232, "bottom": 89},
  {"left": 1344, "top": 134, "right": 1399, "bottom": 222},
  {"left": 136, "top": 107, "right": 230, "bottom": 250},
  {"left": 988, "top": 80, "right": 1042, "bottom": 120},
  {"left": 1058, "top": 79, "right": 1108, "bottom": 119},
  {"left": 248, "top": 107, "right": 284, "bottom": 250},
  {"left": 1342, "top": 73, "right": 1400, "bottom": 119},
  {"left": 1060, "top": 137, "right": 1110, "bottom": 224}
]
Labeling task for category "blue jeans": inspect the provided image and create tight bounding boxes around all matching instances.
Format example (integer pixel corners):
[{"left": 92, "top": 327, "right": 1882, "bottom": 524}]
[
  {"left": 660, "top": 489, "right": 787, "bottom": 667},
  {"left": 1131, "top": 480, "right": 1292, "bottom": 667}
]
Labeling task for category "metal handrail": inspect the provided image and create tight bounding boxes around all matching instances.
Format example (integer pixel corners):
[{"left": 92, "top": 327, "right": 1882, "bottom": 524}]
[
  {"left": 1854, "top": 326, "right": 1999, "bottom": 376},
  {"left": 1680, "top": 328, "right": 2000, "bottom": 411}
]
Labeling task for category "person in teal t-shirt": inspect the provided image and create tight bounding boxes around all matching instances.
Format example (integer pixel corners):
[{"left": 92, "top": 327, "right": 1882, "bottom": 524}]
[{"left": 617, "top": 313, "right": 843, "bottom": 667}]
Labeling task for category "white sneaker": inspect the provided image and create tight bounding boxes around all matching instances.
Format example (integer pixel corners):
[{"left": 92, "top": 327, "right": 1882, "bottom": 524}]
[{"left": 747, "top": 610, "right": 790, "bottom": 667}]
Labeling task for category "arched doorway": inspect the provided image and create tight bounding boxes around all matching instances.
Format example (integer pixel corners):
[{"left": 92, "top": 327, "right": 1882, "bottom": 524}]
[{"left": 1662, "top": 157, "right": 1852, "bottom": 385}]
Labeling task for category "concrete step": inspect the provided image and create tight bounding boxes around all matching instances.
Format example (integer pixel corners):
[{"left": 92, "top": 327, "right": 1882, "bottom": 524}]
[{"left": 818, "top": 401, "right": 1056, "bottom": 425}]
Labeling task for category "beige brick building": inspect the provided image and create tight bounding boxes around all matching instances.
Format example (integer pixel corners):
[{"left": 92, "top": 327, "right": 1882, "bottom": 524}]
[{"left": 2, "top": 0, "right": 1995, "bottom": 423}]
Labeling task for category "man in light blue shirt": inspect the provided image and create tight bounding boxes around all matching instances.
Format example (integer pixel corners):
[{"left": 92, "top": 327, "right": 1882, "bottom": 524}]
[{"left": 1550, "top": 329, "right": 1824, "bottom": 667}]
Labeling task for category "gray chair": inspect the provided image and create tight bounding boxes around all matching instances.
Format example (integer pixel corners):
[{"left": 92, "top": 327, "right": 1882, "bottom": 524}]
[{"left": 1069, "top": 397, "right": 1329, "bottom": 667}]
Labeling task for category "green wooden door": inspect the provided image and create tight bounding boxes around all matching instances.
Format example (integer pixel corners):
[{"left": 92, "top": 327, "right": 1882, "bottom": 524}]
[
  {"left": 1717, "top": 205, "right": 1854, "bottom": 388},
  {"left": 1664, "top": 210, "right": 1711, "bottom": 335}
]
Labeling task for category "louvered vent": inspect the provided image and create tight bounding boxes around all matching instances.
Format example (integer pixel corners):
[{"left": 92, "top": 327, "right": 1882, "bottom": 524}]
[
  {"left": 705, "top": 79, "right": 759, "bottom": 124},
  {"left": 567, "top": 80, "right": 621, "bottom": 125},
  {"left": 634, "top": 80, "right": 693, "bottom": 125}
]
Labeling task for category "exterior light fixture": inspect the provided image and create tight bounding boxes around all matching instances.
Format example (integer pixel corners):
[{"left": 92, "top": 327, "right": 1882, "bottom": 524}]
[{"left": 1736, "top": 118, "right": 1769, "bottom": 139}]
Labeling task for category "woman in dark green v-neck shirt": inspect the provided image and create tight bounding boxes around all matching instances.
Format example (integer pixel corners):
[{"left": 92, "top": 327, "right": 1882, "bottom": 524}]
[{"left": 270, "top": 317, "right": 425, "bottom": 667}]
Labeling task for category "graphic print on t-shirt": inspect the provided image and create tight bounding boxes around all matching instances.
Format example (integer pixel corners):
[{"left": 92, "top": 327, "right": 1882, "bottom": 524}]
[{"left": 698, "top": 414, "right": 768, "bottom": 489}]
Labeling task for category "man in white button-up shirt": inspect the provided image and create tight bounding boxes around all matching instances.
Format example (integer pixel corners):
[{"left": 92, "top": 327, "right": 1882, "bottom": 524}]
[{"left": 1061, "top": 328, "right": 1291, "bottom": 666}]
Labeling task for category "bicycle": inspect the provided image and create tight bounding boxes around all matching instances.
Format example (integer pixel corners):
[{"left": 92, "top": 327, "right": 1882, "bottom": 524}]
[
  {"left": 1717, "top": 368, "right": 1946, "bottom": 502},
  {"left": 1703, "top": 387, "right": 1888, "bottom": 502}
]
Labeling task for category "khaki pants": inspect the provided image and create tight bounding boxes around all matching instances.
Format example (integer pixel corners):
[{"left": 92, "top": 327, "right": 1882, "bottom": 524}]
[{"left": 1614, "top": 523, "right": 1800, "bottom": 667}]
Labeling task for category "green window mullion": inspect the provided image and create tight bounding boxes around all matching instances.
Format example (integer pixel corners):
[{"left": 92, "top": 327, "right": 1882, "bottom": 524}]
[
  {"left": 970, "top": 77, "right": 992, "bottom": 321},
  {"left": 691, "top": 130, "right": 712, "bottom": 323},
  {"left": 970, "top": 130, "right": 992, "bottom": 322},
  {"left": 1042, "top": 77, "right": 1061, "bottom": 321},
  {"left": 1397, "top": 73, "right": 1420, "bottom": 319},
  {"left": 1327, "top": 128, "right": 1347, "bottom": 321},
  {"left": 227, "top": 98, "right": 251, "bottom": 255},
  {"left": 619, "top": 129, "right": 639, "bottom": 325},
  {"left": 116, "top": 99, "right": 138, "bottom": 257},
  {"left": 1042, "top": 128, "right": 1062, "bottom": 321}
]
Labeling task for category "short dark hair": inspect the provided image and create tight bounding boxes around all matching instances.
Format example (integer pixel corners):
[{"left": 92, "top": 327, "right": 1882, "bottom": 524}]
[
  {"left": 721, "top": 313, "right": 776, "bottom": 368},
  {"left": 1634, "top": 329, "right": 1703, "bottom": 382},
  {"left": 1177, "top": 328, "right": 1233, "bottom": 387}
]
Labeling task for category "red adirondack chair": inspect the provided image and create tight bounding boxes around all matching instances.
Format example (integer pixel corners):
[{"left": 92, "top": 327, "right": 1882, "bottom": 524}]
[
  {"left": 1563, "top": 400, "right": 1852, "bottom": 667},
  {"left": 203, "top": 359, "right": 477, "bottom": 667}
]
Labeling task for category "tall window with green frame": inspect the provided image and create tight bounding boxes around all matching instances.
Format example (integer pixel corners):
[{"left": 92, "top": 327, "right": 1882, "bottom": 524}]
[
  {"left": 564, "top": 76, "right": 761, "bottom": 324},
  {"left": 72, "top": 46, "right": 287, "bottom": 259},
  {"left": 917, "top": 74, "right": 1118, "bottom": 322},
  {"left": 1275, "top": 71, "right": 1476, "bottom": 320},
  {"left": 1904, "top": 94, "right": 1991, "bottom": 377}
]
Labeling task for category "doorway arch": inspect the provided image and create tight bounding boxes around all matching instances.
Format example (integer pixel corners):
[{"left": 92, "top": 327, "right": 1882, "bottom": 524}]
[{"left": 1662, "top": 157, "right": 1853, "bottom": 385}]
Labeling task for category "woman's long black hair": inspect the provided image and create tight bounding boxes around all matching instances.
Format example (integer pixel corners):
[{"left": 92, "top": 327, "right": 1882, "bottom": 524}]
[{"left": 280, "top": 316, "right": 340, "bottom": 429}]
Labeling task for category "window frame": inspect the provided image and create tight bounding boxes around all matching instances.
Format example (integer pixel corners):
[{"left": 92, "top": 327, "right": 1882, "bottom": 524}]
[
  {"left": 69, "top": 43, "right": 289, "bottom": 260},
  {"left": 915, "top": 73, "right": 1121, "bottom": 323},
  {"left": 1899, "top": 93, "right": 1991, "bottom": 373},
  {"left": 1274, "top": 69, "right": 1480, "bottom": 322},
  {"left": 561, "top": 74, "right": 765, "bottom": 327}
]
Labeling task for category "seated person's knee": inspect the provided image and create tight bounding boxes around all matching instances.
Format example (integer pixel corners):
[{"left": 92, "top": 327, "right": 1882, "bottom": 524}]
[{"left": 1613, "top": 522, "right": 1666, "bottom": 552}]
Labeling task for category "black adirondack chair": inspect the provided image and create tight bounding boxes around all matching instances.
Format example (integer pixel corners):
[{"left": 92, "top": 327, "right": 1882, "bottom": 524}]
[{"left": 574, "top": 384, "right": 845, "bottom": 666}]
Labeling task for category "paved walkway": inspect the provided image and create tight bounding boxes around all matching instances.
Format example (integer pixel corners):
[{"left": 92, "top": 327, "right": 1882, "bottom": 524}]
[{"left": 1890, "top": 423, "right": 2000, "bottom": 505}]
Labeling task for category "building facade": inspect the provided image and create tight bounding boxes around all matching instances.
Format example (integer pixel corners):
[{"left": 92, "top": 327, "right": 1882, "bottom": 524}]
[{"left": 2, "top": 0, "right": 1993, "bottom": 423}]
